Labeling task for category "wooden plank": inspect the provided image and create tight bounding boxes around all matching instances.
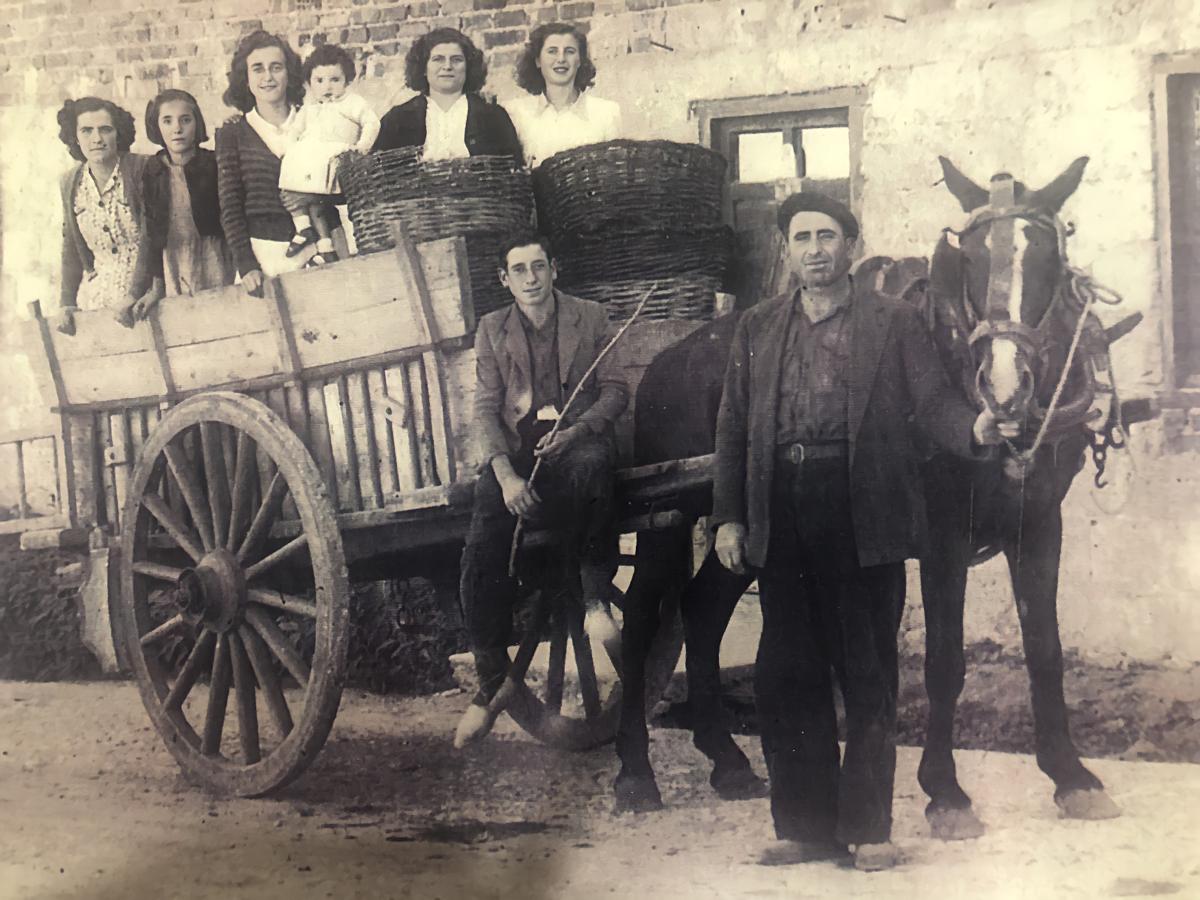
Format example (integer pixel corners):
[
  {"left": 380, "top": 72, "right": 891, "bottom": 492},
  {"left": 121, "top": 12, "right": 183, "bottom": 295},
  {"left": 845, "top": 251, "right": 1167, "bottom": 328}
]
[
  {"left": 146, "top": 311, "right": 178, "bottom": 397},
  {"left": 265, "top": 278, "right": 303, "bottom": 380},
  {"left": 325, "top": 378, "right": 360, "bottom": 512},
  {"left": 407, "top": 358, "right": 437, "bottom": 488},
  {"left": 347, "top": 371, "right": 382, "bottom": 510},
  {"left": 304, "top": 379, "right": 340, "bottom": 511},
  {"left": 263, "top": 389, "right": 299, "bottom": 522},
  {"left": 365, "top": 368, "right": 400, "bottom": 501},
  {"left": 383, "top": 364, "right": 421, "bottom": 494},
  {"left": 421, "top": 350, "right": 454, "bottom": 486},
  {"left": 168, "top": 334, "right": 283, "bottom": 393},
  {"left": 25, "top": 303, "right": 68, "bottom": 410},
  {"left": 14, "top": 441, "right": 28, "bottom": 520},
  {"left": 66, "top": 413, "right": 98, "bottom": 527},
  {"left": 50, "top": 309, "right": 151, "bottom": 362},
  {"left": 59, "top": 351, "right": 165, "bottom": 408},
  {"left": 100, "top": 412, "right": 119, "bottom": 530},
  {"left": 154, "top": 282, "right": 275, "bottom": 345}
]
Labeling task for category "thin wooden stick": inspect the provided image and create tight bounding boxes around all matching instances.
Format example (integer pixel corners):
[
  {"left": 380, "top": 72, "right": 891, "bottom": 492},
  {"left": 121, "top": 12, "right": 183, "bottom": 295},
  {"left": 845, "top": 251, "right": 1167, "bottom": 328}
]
[{"left": 507, "top": 285, "right": 656, "bottom": 576}]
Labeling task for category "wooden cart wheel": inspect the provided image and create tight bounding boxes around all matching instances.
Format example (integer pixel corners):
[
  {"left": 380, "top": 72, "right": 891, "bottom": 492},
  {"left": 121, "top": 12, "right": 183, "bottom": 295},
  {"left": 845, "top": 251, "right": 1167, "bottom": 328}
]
[
  {"left": 506, "top": 556, "right": 686, "bottom": 752},
  {"left": 117, "top": 392, "right": 349, "bottom": 796}
]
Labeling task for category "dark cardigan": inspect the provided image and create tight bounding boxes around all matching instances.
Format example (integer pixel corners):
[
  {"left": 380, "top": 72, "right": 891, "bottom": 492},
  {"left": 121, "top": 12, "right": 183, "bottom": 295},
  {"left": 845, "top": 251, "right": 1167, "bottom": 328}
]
[
  {"left": 215, "top": 115, "right": 338, "bottom": 277},
  {"left": 139, "top": 148, "right": 224, "bottom": 280},
  {"left": 59, "top": 152, "right": 152, "bottom": 309},
  {"left": 372, "top": 93, "right": 522, "bottom": 160}
]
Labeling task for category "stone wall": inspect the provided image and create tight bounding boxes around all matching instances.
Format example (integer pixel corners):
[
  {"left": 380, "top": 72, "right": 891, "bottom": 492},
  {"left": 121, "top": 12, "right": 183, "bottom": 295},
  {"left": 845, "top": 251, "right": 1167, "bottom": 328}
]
[{"left": 1, "top": 0, "right": 1198, "bottom": 663}]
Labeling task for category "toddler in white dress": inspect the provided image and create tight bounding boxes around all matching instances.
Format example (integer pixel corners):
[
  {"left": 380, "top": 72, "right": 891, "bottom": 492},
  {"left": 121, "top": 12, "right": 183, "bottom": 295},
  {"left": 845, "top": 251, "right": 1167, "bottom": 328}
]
[{"left": 279, "top": 43, "right": 380, "bottom": 265}]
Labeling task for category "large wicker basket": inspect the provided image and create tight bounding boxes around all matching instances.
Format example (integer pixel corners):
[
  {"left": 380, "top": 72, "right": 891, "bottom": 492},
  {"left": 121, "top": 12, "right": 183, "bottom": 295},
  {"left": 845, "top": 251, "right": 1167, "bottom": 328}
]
[
  {"left": 553, "top": 225, "right": 734, "bottom": 289},
  {"left": 570, "top": 273, "right": 721, "bottom": 323},
  {"left": 532, "top": 140, "right": 727, "bottom": 239},
  {"left": 339, "top": 149, "right": 535, "bottom": 318}
]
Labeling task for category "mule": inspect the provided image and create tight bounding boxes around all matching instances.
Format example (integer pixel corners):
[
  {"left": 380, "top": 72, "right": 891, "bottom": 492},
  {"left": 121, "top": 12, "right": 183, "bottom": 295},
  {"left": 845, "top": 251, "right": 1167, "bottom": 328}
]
[{"left": 915, "top": 156, "right": 1126, "bottom": 838}]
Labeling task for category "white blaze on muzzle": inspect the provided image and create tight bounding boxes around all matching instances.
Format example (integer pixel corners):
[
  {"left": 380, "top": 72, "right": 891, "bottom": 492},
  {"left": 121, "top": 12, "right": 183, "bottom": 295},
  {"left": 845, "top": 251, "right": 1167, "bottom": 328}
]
[{"left": 980, "top": 174, "right": 1029, "bottom": 410}]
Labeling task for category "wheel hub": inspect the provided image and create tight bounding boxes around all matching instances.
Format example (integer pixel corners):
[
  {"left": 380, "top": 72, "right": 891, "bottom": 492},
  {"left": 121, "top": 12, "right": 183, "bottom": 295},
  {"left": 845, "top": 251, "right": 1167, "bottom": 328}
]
[{"left": 173, "top": 549, "right": 246, "bottom": 633}]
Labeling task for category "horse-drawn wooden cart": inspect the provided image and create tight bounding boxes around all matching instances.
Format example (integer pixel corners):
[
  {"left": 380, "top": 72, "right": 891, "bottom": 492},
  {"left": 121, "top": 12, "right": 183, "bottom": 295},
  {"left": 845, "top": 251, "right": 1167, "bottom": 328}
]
[{"left": 21, "top": 234, "right": 710, "bottom": 796}]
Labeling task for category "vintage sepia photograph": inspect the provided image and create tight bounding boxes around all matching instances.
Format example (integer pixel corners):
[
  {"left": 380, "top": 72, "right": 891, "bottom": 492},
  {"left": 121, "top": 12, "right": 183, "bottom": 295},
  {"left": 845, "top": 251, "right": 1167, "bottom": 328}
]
[{"left": 0, "top": 0, "right": 1198, "bottom": 896}]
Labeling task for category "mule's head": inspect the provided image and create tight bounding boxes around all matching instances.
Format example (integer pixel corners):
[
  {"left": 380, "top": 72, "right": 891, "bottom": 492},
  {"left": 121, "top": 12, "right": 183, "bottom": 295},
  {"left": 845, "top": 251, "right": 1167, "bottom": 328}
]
[{"left": 938, "top": 156, "right": 1089, "bottom": 424}]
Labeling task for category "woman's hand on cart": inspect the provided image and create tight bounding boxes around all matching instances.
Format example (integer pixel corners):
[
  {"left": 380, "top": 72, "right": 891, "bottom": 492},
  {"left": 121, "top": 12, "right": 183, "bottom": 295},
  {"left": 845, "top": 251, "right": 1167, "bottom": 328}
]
[
  {"left": 129, "top": 279, "right": 166, "bottom": 324},
  {"left": 241, "top": 269, "right": 265, "bottom": 298}
]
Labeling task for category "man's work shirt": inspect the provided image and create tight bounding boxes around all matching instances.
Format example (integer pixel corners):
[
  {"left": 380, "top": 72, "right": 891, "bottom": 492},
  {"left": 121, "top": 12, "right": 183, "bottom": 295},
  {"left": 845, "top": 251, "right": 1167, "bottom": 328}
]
[
  {"left": 775, "top": 290, "right": 853, "bottom": 444},
  {"left": 514, "top": 299, "right": 563, "bottom": 451}
]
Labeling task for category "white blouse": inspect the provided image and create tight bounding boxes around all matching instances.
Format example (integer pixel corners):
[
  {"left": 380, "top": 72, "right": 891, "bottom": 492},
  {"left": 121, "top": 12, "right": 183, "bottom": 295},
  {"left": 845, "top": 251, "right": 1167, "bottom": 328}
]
[
  {"left": 424, "top": 95, "right": 470, "bottom": 161},
  {"left": 506, "top": 93, "right": 622, "bottom": 168}
]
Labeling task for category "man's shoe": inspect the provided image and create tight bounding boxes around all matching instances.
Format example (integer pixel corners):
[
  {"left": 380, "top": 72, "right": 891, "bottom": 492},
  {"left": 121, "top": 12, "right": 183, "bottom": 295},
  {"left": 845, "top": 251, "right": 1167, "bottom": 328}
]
[
  {"left": 285, "top": 227, "right": 319, "bottom": 258},
  {"left": 757, "top": 840, "right": 851, "bottom": 867},
  {"left": 851, "top": 841, "right": 900, "bottom": 872},
  {"left": 613, "top": 770, "right": 664, "bottom": 815},
  {"left": 453, "top": 702, "right": 494, "bottom": 749},
  {"left": 710, "top": 763, "right": 769, "bottom": 801}
]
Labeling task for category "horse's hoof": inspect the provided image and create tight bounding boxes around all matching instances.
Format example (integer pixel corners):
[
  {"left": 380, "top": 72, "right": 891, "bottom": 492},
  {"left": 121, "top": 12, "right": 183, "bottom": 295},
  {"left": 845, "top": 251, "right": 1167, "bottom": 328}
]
[
  {"left": 928, "top": 806, "right": 986, "bottom": 841},
  {"left": 711, "top": 764, "right": 770, "bottom": 801},
  {"left": 1055, "top": 788, "right": 1121, "bottom": 820},
  {"left": 612, "top": 772, "right": 664, "bottom": 815}
]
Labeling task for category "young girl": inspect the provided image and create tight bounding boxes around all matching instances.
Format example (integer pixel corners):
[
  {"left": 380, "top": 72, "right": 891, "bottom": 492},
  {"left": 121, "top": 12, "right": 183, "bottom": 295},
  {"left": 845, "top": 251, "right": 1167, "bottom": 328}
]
[
  {"left": 278, "top": 43, "right": 380, "bottom": 266},
  {"left": 132, "top": 89, "right": 235, "bottom": 320}
]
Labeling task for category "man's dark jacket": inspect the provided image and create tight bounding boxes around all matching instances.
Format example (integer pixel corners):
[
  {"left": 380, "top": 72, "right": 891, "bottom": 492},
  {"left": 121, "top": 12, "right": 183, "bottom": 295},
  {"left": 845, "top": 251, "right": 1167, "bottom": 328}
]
[
  {"left": 372, "top": 94, "right": 522, "bottom": 160},
  {"left": 711, "top": 280, "right": 984, "bottom": 569}
]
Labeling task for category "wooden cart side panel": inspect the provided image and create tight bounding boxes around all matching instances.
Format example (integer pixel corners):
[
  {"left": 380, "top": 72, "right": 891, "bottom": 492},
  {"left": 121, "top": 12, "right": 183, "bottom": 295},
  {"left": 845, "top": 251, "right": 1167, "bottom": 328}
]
[{"left": 365, "top": 368, "right": 400, "bottom": 502}]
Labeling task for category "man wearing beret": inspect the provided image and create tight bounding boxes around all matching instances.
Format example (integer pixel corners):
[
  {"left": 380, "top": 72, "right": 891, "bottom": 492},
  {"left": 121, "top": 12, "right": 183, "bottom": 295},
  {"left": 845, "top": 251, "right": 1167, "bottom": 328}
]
[{"left": 712, "top": 193, "right": 1013, "bottom": 870}]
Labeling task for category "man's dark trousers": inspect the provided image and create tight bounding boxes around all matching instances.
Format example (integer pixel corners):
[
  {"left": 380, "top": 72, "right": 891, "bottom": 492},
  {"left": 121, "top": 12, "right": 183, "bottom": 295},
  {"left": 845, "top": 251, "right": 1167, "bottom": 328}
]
[
  {"left": 756, "top": 452, "right": 906, "bottom": 847},
  {"left": 461, "top": 432, "right": 616, "bottom": 706}
]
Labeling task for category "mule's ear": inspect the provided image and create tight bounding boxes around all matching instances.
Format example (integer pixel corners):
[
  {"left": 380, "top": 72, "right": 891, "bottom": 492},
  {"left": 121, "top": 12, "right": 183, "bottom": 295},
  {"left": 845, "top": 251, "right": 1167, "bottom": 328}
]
[
  {"left": 939, "top": 156, "right": 988, "bottom": 212},
  {"left": 1030, "top": 156, "right": 1089, "bottom": 212}
]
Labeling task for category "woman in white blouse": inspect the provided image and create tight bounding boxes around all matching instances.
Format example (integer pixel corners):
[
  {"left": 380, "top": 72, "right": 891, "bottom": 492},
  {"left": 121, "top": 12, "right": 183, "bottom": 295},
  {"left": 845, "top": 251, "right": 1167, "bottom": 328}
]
[{"left": 507, "top": 24, "right": 622, "bottom": 169}]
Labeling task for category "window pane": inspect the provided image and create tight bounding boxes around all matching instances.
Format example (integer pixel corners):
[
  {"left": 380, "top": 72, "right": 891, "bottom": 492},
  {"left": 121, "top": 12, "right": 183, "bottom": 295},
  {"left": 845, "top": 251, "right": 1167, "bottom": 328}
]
[
  {"left": 737, "top": 131, "right": 798, "bottom": 183},
  {"left": 801, "top": 126, "right": 850, "bottom": 180}
]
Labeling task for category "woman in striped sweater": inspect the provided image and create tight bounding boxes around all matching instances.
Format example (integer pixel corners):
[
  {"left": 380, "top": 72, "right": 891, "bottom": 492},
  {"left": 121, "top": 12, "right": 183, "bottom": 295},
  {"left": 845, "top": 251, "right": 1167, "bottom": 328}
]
[{"left": 216, "top": 30, "right": 339, "bottom": 295}]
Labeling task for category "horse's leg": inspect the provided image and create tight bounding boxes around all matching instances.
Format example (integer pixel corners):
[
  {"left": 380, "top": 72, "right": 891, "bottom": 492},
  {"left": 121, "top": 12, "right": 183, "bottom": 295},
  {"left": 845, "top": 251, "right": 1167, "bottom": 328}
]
[
  {"left": 613, "top": 526, "right": 688, "bottom": 813},
  {"left": 1004, "top": 504, "right": 1119, "bottom": 820},
  {"left": 682, "top": 549, "right": 765, "bottom": 799},
  {"left": 917, "top": 532, "right": 984, "bottom": 840}
]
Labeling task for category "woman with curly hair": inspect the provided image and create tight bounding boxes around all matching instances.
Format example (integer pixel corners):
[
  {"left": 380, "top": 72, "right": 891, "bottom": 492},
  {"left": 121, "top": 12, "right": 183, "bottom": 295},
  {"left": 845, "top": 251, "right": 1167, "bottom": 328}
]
[
  {"left": 372, "top": 27, "right": 521, "bottom": 161},
  {"left": 56, "top": 97, "right": 153, "bottom": 332},
  {"left": 216, "top": 29, "right": 338, "bottom": 294},
  {"left": 134, "top": 89, "right": 234, "bottom": 317},
  {"left": 507, "top": 23, "right": 621, "bottom": 168}
]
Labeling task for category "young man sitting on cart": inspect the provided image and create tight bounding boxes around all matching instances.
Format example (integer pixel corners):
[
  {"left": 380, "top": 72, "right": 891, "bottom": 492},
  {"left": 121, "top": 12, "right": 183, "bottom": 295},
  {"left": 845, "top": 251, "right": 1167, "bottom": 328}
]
[{"left": 454, "top": 232, "right": 628, "bottom": 748}]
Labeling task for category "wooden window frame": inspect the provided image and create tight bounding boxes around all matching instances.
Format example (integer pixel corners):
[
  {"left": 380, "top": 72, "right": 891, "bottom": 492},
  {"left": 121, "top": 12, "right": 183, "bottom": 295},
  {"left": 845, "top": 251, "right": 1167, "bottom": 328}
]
[{"left": 690, "top": 86, "right": 867, "bottom": 226}]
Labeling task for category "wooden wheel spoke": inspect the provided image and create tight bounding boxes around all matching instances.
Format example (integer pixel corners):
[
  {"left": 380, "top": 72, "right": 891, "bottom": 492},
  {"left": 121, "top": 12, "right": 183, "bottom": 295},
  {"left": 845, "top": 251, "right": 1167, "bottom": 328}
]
[
  {"left": 139, "top": 614, "right": 186, "bottom": 648},
  {"left": 545, "top": 611, "right": 568, "bottom": 714},
  {"left": 140, "top": 492, "right": 205, "bottom": 563},
  {"left": 226, "top": 431, "right": 256, "bottom": 552},
  {"left": 240, "top": 624, "right": 294, "bottom": 738},
  {"left": 163, "top": 630, "right": 216, "bottom": 712},
  {"left": 201, "top": 422, "right": 231, "bottom": 551},
  {"left": 244, "top": 534, "right": 309, "bottom": 583},
  {"left": 227, "top": 631, "right": 262, "bottom": 764},
  {"left": 202, "top": 635, "right": 232, "bottom": 756},
  {"left": 247, "top": 588, "right": 318, "bottom": 619},
  {"left": 164, "top": 438, "right": 215, "bottom": 552},
  {"left": 133, "top": 561, "right": 186, "bottom": 583},
  {"left": 245, "top": 606, "right": 311, "bottom": 686},
  {"left": 566, "top": 604, "right": 602, "bottom": 720},
  {"left": 236, "top": 471, "right": 289, "bottom": 564}
]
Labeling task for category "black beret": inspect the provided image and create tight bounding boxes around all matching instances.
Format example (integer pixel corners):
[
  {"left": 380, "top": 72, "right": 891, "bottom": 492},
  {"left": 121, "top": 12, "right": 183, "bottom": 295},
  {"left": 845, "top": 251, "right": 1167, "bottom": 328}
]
[{"left": 776, "top": 192, "right": 860, "bottom": 240}]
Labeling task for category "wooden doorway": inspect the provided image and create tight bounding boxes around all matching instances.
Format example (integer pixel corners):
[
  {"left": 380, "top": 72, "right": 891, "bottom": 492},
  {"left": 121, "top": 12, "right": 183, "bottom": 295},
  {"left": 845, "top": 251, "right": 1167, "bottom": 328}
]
[{"left": 1166, "top": 72, "right": 1200, "bottom": 387}]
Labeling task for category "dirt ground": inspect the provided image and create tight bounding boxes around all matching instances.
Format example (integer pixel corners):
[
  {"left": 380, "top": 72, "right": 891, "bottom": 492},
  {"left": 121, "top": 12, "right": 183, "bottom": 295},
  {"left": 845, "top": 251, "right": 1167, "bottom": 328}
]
[{"left": 2, "top": 678, "right": 1199, "bottom": 900}]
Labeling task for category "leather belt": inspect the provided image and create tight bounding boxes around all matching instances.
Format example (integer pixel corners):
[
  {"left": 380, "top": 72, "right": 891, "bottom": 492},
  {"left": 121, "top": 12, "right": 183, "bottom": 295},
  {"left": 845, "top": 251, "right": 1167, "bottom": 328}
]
[{"left": 775, "top": 441, "right": 849, "bottom": 465}]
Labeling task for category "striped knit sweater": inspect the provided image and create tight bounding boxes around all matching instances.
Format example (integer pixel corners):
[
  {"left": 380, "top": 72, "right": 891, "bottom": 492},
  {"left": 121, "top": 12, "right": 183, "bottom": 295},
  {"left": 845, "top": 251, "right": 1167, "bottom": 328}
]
[
  {"left": 215, "top": 116, "right": 337, "bottom": 277},
  {"left": 215, "top": 117, "right": 290, "bottom": 276}
]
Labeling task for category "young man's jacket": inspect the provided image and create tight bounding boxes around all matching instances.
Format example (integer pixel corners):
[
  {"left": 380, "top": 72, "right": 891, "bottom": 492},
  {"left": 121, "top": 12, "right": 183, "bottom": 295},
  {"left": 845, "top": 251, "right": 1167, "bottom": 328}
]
[
  {"left": 711, "top": 279, "right": 987, "bottom": 569},
  {"left": 472, "top": 290, "right": 628, "bottom": 471}
]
